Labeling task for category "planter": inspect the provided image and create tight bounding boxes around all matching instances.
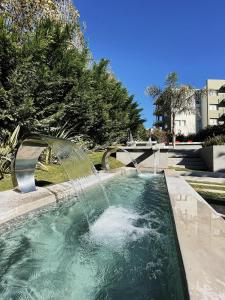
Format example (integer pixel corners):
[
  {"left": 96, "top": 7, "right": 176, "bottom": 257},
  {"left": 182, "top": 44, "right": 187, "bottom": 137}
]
[{"left": 200, "top": 145, "right": 225, "bottom": 173}]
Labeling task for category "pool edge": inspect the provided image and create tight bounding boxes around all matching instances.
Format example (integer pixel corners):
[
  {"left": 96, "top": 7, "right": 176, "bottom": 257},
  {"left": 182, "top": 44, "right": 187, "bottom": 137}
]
[
  {"left": 0, "top": 167, "right": 136, "bottom": 226},
  {"left": 164, "top": 169, "right": 225, "bottom": 300}
]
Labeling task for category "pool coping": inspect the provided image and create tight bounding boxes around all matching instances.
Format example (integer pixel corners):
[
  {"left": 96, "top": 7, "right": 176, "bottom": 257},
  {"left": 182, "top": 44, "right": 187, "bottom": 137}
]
[
  {"left": 0, "top": 167, "right": 136, "bottom": 226},
  {"left": 164, "top": 169, "right": 225, "bottom": 300}
]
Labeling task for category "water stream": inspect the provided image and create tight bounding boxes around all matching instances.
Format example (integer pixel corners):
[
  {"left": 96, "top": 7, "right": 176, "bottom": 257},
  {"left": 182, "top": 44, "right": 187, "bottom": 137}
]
[
  {"left": 153, "top": 144, "right": 161, "bottom": 175},
  {"left": 48, "top": 139, "right": 109, "bottom": 225}
]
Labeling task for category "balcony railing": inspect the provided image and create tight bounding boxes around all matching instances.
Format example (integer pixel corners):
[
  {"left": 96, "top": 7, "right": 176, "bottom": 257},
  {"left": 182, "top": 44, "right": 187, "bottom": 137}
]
[{"left": 218, "top": 113, "right": 225, "bottom": 121}]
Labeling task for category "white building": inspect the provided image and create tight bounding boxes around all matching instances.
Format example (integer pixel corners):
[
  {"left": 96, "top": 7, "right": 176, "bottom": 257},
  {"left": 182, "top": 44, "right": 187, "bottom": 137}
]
[
  {"left": 174, "top": 90, "right": 202, "bottom": 136},
  {"left": 201, "top": 79, "right": 225, "bottom": 127},
  {"left": 154, "top": 79, "right": 225, "bottom": 136},
  {"left": 175, "top": 80, "right": 225, "bottom": 135}
]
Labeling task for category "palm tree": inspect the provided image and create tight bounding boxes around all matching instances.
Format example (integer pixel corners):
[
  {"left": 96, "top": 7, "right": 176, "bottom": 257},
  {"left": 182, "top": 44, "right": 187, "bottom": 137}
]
[{"left": 146, "top": 72, "right": 196, "bottom": 148}]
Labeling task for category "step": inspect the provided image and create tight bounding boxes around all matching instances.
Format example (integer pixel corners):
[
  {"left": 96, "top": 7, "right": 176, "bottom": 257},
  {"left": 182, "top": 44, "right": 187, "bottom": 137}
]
[
  {"left": 168, "top": 157, "right": 204, "bottom": 165},
  {"left": 171, "top": 165, "right": 208, "bottom": 171},
  {"left": 195, "top": 188, "right": 225, "bottom": 194},
  {"left": 183, "top": 176, "right": 225, "bottom": 184},
  {"left": 188, "top": 182, "right": 225, "bottom": 188},
  {"left": 168, "top": 149, "right": 201, "bottom": 158},
  {"left": 169, "top": 163, "right": 207, "bottom": 169},
  {"left": 178, "top": 171, "right": 225, "bottom": 178}
]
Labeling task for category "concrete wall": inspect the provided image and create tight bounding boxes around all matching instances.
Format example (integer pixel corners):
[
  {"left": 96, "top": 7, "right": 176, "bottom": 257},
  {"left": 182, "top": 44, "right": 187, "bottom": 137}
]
[
  {"left": 116, "top": 148, "right": 168, "bottom": 169},
  {"left": 165, "top": 169, "right": 225, "bottom": 299},
  {"left": 200, "top": 146, "right": 214, "bottom": 171},
  {"left": 168, "top": 142, "right": 203, "bottom": 150},
  {"left": 200, "top": 145, "right": 225, "bottom": 172}
]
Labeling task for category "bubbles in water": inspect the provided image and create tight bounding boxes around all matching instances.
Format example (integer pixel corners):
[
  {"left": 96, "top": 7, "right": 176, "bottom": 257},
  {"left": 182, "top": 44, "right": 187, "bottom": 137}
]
[
  {"left": 138, "top": 173, "right": 160, "bottom": 179},
  {"left": 0, "top": 175, "right": 187, "bottom": 300},
  {"left": 146, "top": 258, "right": 163, "bottom": 280},
  {"left": 86, "top": 206, "right": 150, "bottom": 250}
]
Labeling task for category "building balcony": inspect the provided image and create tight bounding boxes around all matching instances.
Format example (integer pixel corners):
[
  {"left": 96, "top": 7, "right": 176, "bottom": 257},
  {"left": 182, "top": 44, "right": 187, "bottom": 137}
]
[
  {"left": 217, "top": 85, "right": 225, "bottom": 94},
  {"left": 208, "top": 110, "right": 219, "bottom": 118},
  {"left": 208, "top": 95, "right": 221, "bottom": 104},
  {"left": 217, "top": 113, "right": 225, "bottom": 125},
  {"left": 218, "top": 99, "right": 225, "bottom": 107},
  {"left": 153, "top": 120, "right": 164, "bottom": 128}
]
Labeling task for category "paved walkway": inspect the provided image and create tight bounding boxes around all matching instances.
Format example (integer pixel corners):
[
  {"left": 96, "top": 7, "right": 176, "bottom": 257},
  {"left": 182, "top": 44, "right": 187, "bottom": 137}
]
[
  {"left": 165, "top": 169, "right": 225, "bottom": 300},
  {"left": 182, "top": 173, "right": 225, "bottom": 196},
  {"left": 180, "top": 173, "right": 225, "bottom": 184}
]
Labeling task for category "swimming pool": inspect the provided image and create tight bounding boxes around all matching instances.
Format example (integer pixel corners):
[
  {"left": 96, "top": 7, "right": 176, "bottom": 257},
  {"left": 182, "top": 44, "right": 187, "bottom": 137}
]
[{"left": 0, "top": 173, "right": 188, "bottom": 299}]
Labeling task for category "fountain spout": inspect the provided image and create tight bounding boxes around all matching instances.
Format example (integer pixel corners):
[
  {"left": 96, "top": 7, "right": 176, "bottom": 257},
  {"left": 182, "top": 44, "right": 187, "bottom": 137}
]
[
  {"left": 102, "top": 146, "right": 141, "bottom": 174},
  {"left": 12, "top": 134, "right": 98, "bottom": 193}
]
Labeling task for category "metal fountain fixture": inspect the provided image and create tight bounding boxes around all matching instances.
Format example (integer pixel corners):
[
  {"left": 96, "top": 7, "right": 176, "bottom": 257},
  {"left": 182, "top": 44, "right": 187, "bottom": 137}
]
[{"left": 12, "top": 134, "right": 75, "bottom": 193}]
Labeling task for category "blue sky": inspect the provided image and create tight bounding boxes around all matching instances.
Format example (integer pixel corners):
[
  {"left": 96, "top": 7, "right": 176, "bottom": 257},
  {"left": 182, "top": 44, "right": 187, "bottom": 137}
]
[{"left": 74, "top": 0, "right": 225, "bottom": 128}]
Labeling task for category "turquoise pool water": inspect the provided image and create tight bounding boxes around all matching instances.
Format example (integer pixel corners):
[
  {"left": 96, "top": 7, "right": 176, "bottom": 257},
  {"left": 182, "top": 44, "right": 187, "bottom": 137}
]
[{"left": 0, "top": 174, "right": 188, "bottom": 299}]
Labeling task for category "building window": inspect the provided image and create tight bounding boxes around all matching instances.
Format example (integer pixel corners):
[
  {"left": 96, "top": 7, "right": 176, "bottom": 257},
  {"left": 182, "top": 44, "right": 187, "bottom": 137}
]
[
  {"left": 208, "top": 90, "right": 217, "bottom": 96},
  {"left": 209, "top": 104, "right": 218, "bottom": 111},
  {"left": 175, "top": 120, "right": 186, "bottom": 126},
  {"left": 209, "top": 118, "right": 218, "bottom": 125}
]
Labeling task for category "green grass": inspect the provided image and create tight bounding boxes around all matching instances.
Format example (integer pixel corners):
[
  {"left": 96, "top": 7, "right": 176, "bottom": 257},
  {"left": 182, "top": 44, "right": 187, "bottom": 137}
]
[
  {"left": 88, "top": 151, "right": 124, "bottom": 169},
  {"left": 0, "top": 151, "right": 124, "bottom": 192},
  {"left": 187, "top": 181, "right": 225, "bottom": 204},
  {"left": 189, "top": 183, "right": 225, "bottom": 192},
  {"left": 36, "top": 164, "right": 67, "bottom": 184},
  {"left": 169, "top": 166, "right": 206, "bottom": 172},
  {"left": 186, "top": 180, "right": 225, "bottom": 186},
  {"left": 0, "top": 174, "right": 13, "bottom": 191},
  {"left": 196, "top": 190, "right": 225, "bottom": 203}
]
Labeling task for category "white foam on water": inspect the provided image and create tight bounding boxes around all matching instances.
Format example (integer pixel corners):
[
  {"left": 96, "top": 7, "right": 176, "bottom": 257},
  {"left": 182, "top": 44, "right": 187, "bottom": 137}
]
[
  {"left": 138, "top": 173, "right": 160, "bottom": 178},
  {"left": 87, "top": 206, "right": 150, "bottom": 249}
]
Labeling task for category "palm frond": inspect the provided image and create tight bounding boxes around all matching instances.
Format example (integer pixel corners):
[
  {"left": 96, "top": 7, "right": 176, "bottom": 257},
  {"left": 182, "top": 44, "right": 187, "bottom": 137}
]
[{"left": 8, "top": 125, "right": 20, "bottom": 148}]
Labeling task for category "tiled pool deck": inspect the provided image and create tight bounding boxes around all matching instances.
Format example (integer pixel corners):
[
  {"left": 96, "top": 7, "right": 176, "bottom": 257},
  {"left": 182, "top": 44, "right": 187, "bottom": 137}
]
[{"left": 165, "top": 169, "right": 225, "bottom": 300}]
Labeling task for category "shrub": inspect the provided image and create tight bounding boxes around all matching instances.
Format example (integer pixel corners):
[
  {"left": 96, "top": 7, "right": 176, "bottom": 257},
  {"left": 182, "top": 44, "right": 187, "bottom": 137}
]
[
  {"left": 176, "top": 134, "right": 187, "bottom": 142},
  {"left": 151, "top": 128, "right": 168, "bottom": 143},
  {"left": 186, "top": 134, "right": 196, "bottom": 141},
  {"left": 0, "top": 125, "right": 20, "bottom": 179},
  {"left": 203, "top": 135, "right": 225, "bottom": 147},
  {"left": 194, "top": 124, "right": 225, "bottom": 141}
]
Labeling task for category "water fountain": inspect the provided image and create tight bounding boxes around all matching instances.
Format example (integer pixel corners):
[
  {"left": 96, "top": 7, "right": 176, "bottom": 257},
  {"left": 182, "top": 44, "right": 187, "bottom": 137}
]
[
  {"left": 101, "top": 146, "right": 141, "bottom": 174},
  {"left": 153, "top": 144, "right": 161, "bottom": 175},
  {"left": 12, "top": 134, "right": 109, "bottom": 224},
  {"left": 127, "top": 129, "right": 136, "bottom": 146},
  {"left": 0, "top": 169, "right": 188, "bottom": 300},
  {"left": 148, "top": 136, "right": 152, "bottom": 147}
]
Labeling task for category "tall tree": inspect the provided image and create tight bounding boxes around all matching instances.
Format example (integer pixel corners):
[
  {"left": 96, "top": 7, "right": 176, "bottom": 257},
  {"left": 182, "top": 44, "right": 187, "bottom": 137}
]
[
  {"left": 0, "top": 0, "right": 83, "bottom": 48},
  {"left": 0, "top": 16, "right": 145, "bottom": 145},
  {"left": 146, "top": 72, "right": 195, "bottom": 147}
]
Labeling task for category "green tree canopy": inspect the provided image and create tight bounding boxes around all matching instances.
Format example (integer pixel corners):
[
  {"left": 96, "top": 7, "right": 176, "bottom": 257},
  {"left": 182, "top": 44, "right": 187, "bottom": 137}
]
[
  {"left": 146, "top": 72, "right": 196, "bottom": 147},
  {"left": 0, "top": 14, "right": 145, "bottom": 146}
]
